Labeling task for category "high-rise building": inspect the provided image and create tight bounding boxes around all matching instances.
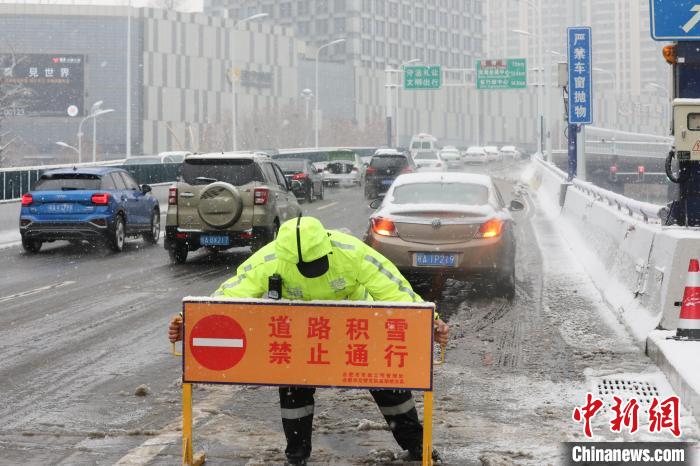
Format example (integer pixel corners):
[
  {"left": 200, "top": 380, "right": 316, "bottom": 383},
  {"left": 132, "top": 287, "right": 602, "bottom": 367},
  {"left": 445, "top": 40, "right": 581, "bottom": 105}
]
[
  {"left": 485, "top": 0, "right": 669, "bottom": 139},
  {"left": 204, "top": 0, "right": 485, "bottom": 70}
]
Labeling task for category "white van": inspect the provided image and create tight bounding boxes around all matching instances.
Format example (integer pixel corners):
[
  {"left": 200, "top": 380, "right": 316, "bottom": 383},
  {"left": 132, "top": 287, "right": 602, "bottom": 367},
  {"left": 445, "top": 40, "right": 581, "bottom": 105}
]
[{"left": 409, "top": 134, "right": 439, "bottom": 159}]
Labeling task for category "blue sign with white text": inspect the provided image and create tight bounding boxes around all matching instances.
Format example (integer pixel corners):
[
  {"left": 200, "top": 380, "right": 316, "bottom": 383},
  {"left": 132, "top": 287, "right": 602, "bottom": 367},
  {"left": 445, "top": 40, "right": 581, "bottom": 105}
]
[
  {"left": 568, "top": 27, "right": 592, "bottom": 125},
  {"left": 650, "top": 0, "right": 700, "bottom": 41}
]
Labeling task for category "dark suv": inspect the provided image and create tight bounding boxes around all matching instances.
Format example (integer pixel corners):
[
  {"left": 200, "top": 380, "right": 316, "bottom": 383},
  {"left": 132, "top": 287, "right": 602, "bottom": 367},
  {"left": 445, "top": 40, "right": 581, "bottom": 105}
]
[
  {"left": 164, "top": 152, "right": 301, "bottom": 263},
  {"left": 364, "top": 150, "right": 416, "bottom": 199}
]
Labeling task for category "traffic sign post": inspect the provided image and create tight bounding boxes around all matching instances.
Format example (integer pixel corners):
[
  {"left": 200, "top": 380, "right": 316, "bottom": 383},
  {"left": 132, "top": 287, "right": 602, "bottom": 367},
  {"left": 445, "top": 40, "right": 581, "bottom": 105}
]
[
  {"left": 650, "top": 0, "right": 700, "bottom": 41},
  {"left": 568, "top": 27, "right": 593, "bottom": 182},
  {"left": 476, "top": 58, "right": 527, "bottom": 90},
  {"left": 178, "top": 297, "right": 437, "bottom": 466},
  {"left": 403, "top": 65, "right": 441, "bottom": 90}
]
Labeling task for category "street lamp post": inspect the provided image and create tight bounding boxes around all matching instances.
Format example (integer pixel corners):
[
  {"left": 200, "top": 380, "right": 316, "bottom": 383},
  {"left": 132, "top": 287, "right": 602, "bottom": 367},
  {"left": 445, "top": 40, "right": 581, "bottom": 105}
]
[
  {"left": 92, "top": 108, "right": 115, "bottom": 162},
  {"left": 56, "top": 141, "right": 80, "bottom": 161},
  {"left": 395, "top": 58, "right": 420, "bottom": 147},
  {"left": 315, "top": 38, "right": 345, "bottom": 148},
  {"left": 646, "top": 82, "right": 671, "bottom": 133},
  {"left": 300, "top": 88, "right": 313, "bottom": 146},
  {"left": 230, "top": 13, "right": 269, "bottom": 151},
  {"left": 512, "top": 27, "right": 547, "bottom": 158}
]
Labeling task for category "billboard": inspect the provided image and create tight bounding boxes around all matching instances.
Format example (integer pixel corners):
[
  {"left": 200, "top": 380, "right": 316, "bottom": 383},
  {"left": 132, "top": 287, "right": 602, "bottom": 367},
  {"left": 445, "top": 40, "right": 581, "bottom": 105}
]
[{"left": 0, "top": 53, "right": 84, "bottom": 117}]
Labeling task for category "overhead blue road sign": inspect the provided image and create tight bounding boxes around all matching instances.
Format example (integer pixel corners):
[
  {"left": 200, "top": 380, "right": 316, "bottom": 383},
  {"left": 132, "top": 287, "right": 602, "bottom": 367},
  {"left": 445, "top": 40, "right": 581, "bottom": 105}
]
[
  {"left": 568, "top": 27, "right": 592, "bottom": 125},
  {"left": 650, "top": 0, "right": 700, "bottom": 41}
]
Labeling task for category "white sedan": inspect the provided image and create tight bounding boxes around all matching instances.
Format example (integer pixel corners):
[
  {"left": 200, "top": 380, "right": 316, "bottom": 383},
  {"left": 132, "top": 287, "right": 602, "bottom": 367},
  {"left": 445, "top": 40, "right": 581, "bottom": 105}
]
[
  {"left": 413, "top": 151, "right": 447, "bottom": 172},
  {"left": 439, "top": 147, "right": 462, "bottom": 166},
  {"left": 462, "top": 146, "right": 488, "bottom": 164}
]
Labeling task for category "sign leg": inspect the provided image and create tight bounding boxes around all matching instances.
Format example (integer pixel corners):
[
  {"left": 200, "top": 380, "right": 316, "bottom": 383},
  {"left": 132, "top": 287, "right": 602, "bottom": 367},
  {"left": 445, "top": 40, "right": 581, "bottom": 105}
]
[
  {"left": 183, "top": 382, "right": 193, "bottom": 465},
  {"left": 422, "top": 390, "right": 434, "bottom": 466}
]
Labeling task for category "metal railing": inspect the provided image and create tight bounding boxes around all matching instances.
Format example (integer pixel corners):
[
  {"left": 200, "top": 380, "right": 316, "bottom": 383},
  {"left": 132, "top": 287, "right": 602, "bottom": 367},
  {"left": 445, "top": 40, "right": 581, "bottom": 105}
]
[
  {"left": 0, "top": 160, "right": 181, "bottom": 202},
  {"left": 536, "top": 156, "right": 664, "bottom": 223},
  {"left": 585, "top": 126, "right": 673, "bottom": 160}
]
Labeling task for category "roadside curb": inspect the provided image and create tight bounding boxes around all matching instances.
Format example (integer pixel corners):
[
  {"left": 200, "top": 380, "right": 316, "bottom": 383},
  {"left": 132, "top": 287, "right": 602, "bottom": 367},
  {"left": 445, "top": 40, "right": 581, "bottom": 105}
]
[{"left": 646, "top": 330, "right": 700, "bottom": 426}]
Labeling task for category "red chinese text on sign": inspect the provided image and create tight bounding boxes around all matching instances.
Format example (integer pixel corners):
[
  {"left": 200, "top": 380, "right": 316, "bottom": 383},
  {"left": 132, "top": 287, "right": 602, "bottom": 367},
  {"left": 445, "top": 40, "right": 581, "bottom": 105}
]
[
  {"left": 610, "top": 396, "right": 639, "bottom": 434},
  {"left": 649, "top": 396, "right": 681, "bottom": 437}
]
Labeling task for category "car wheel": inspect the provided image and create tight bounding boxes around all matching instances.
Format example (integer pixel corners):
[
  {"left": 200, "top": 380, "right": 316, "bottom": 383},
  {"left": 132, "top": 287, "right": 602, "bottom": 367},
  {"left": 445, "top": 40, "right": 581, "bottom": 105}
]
[
  {"left": 142, "top": 209, "right": 160, "bottom": 245},
  {"left": 496, "top": 267, "right": 516, "bottom": 300},
  {"left": 169, "top": 242, "right": 189, "bottom": 264},
  {"left": 251, "top": 222, "right": 279, "bottom": 253},
  {"left": 317, "top": 183, "right": 324, "bottom": 200},
  {"left": 108, "top": 215, "right": 126, "bottom": 252},
  {"left": 306, "top": 185, "right": 314, "bottom": 203},
  {"left": 21, "top": 236, "right": 42, "bottom": 253}
]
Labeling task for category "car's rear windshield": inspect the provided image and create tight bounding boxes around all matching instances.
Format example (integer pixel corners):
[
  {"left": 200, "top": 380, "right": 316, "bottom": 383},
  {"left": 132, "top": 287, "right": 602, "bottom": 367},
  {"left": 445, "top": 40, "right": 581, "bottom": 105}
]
[
  {"left": 370, "top": 155, "right": 408, "bottom": 168},
  {"left": 415, "top": 152, "right": 438, "bottom": 160},
  {"left": 276, "top": 160, "right": 305, "bottom": 171},
  {"left": 34, "top": 173, "right": 102, "bottom": 191},
  {"left": 182, "top": 159, "right": 263, "bottom": 185},
  {"left": 392, "top": 182, "right": 489, "bottom": 205}
]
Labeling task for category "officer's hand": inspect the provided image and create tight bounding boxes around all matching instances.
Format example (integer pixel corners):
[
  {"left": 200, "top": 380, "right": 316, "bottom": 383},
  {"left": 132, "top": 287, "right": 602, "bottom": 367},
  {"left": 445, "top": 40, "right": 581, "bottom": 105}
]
[
  {"left": 168, "top": 315, "right": 183, "bottom": 343},
  {"left": 434, "top": 319, "right": 449, "bottom": 345}
]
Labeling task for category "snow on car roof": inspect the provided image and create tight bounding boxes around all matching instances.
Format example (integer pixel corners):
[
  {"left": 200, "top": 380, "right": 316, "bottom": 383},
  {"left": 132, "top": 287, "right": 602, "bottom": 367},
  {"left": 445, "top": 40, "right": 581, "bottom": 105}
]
[
  {"left": 392, "top": 172, "right": 492, "bottom": 187},
  {"left": 374, "top": 148, "right": 404, "bottom": 156},
  {"left": 185, "top": 151, "right": 270, "bottom": 160},
  {"left": 501, "top": 145, "right": 517, "bottom": 151}
]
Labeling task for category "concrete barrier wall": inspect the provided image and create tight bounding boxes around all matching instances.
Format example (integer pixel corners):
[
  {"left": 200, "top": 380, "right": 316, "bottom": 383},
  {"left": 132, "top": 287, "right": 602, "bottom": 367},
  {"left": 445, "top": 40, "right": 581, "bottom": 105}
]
[{"left": 532, "top": 158, "right": 700, "bottom": 342}]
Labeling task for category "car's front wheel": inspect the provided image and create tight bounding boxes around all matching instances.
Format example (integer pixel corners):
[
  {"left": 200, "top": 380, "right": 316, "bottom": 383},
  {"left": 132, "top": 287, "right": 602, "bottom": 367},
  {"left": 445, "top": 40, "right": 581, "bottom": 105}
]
[
  {"left": 143, "top": 209, "right": 160, "bottom": 245},
  {"left": 169, "top": 242, "right": 189, "bottom": 264},
  {"left": 108, "top": 215, "right": 126, "bottom": 252},
  {"left": 21, "top": 236, "right": 42, "bottom": 253},
  {"left": 251, "top": 223, "right": 279, "bottom": 253}
]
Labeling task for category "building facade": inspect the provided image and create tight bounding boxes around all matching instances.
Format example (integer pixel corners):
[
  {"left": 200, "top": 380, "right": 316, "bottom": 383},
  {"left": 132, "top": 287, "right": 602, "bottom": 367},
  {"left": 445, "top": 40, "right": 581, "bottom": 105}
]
[{"left": 0, "top": 3, "right": 308, "bottom": 160}]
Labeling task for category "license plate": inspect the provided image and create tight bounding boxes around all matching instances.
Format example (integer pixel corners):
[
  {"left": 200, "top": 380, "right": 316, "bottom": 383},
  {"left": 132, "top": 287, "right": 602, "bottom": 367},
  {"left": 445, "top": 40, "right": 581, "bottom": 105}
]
[
  {"left": 46, "top": 203, "right": 73, "bottom": 213},
  {"left": 382, "top": 179, "right": 394, "bottom": 186},
  {"left": 200, "top": 235, "right": 229, "bottom": 246},
  {"left": 416, "top": 253, "right": 456, "bottom": 267}
]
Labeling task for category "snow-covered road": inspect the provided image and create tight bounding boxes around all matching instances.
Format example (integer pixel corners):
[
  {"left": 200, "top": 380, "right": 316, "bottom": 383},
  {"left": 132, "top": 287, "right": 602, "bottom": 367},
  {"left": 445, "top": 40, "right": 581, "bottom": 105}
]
[{"left": 0, "top": 160, "right": 696, "bottom": 465}]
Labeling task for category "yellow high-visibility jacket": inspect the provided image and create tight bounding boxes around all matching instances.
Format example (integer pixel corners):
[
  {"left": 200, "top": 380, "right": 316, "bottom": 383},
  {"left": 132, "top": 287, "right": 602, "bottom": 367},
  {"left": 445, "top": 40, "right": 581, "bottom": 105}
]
[{"left": 213, "top": 217, "right": 421, "bottom": 303}]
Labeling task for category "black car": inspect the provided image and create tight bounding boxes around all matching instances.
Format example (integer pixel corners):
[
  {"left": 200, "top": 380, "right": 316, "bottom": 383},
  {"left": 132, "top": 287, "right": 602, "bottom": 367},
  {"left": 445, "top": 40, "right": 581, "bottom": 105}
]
[
  {"left": 364, "top": 150, "right": 416, "bottom": 199},
  {"left": 276, "top": 159, "right": 324, "bottom": 203}
]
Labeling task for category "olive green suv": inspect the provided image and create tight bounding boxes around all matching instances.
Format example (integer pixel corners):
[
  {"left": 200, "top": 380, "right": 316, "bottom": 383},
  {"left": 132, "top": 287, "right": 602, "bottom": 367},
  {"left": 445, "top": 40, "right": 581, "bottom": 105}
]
[{"left": 164, "top": 152, "right": 301, "bottom": 263}]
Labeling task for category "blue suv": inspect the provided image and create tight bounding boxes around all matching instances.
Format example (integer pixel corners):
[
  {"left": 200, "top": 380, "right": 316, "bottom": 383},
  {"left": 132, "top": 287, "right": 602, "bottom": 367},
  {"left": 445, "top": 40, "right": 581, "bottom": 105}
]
[{"left": 19, "top": 167, "right": 160, "bottom": 253}]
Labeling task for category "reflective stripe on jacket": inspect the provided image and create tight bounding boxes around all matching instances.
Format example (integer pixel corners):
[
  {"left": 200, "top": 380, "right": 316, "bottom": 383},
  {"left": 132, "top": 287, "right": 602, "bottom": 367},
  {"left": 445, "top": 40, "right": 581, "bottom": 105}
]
[{"left": 213, "top": 230, "right": 421, "bottom": 303}]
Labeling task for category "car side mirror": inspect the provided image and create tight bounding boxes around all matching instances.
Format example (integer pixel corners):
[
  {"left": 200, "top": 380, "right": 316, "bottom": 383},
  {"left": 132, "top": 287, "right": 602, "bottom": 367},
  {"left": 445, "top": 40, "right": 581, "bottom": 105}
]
[
  {"left": 509, "top": 200, "right": 525, "bottom": 211},
  {"left": 141, "top": 184, "right": 152, "bottom": 194},
  {"left": 369, "top": 199, "right": 382, "bottom": 209}
]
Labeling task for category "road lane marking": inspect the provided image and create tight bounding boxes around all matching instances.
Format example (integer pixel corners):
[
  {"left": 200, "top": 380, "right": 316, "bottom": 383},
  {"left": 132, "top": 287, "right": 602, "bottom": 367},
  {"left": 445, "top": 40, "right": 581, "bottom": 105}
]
[
  {"left": 115, "top": 386, "right": 244, "bottom": 465},
  {"left": 192, "top": 338, "right": 243, "bottom": 348},
  {"left": 0, "top": 281, "right": 76, "bottom": 304},
  {"left": 316, "top": 201, "right": 338, "bottom": 211}
]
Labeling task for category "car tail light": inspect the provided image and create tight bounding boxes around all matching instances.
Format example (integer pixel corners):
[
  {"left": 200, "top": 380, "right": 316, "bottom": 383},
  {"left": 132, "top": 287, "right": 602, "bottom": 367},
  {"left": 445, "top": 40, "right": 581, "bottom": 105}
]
[
  {"left": 610, "top": 165, "right": 618, "bottom": 175},
  {"left": 254, "top": 188, "right": 269, "bottom": 205},
  {"left": 365, "top": 167, "right": 376, "bottom": 175},
  {"left": 400, "top": 167, "right": 413, "bottom": 174},
  {"left": 175, "top": 232, "right": 188, "bottom": 239},
  {"left": 352, "top": 166, "right": 358, "bottom": 172},
  {"left": 21, "top": 193, "right": 33, "bottom": 206},
  {"left": 638, "top": 165, "right": 645, "bottom": 174},
  {"left": 436, "top": 162, "right": 442, "bottom": 167},
  {"left": 91, "top": 193, "right": 110, "bottom": 205},
  {"left": 168, "top": 186, "right": 178, "bottom": 205},
  {"left": 371, "top": 217, "right": 397, "bottom": 237},
  {"left": 291, "top": 173, "right": 307, "bottom": 181},
  {"left": 475, "top": 219, "right": 504, "bottom": 239}
]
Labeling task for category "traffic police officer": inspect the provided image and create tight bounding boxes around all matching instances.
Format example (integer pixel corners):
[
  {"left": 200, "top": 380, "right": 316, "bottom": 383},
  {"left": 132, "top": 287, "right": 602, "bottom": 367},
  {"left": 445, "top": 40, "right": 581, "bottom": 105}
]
[{"left": 169, "top": 216, "right": 449, "bottom": 465}]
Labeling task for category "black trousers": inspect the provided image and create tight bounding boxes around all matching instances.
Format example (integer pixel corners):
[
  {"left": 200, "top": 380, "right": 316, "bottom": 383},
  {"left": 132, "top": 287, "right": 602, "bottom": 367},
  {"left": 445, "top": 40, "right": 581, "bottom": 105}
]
[{"left": 279, "top": 386, "right": 423, "bottom": 462}]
